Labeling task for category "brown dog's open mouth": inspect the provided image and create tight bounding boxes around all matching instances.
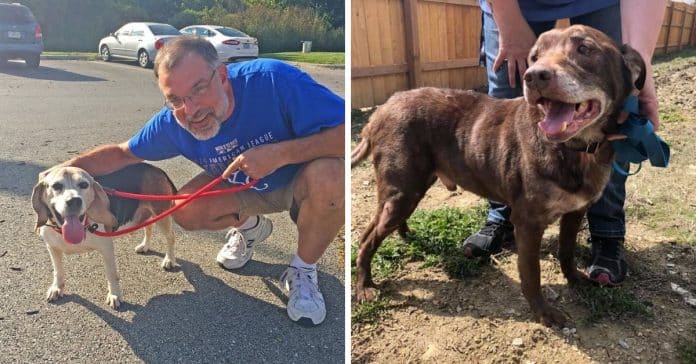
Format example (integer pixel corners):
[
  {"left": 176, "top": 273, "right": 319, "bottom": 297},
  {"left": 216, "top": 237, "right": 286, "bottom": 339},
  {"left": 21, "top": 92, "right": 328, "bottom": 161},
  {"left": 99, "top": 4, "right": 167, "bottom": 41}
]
[{"left": 537, "top": 98, "right": 601, "bottom": 141}]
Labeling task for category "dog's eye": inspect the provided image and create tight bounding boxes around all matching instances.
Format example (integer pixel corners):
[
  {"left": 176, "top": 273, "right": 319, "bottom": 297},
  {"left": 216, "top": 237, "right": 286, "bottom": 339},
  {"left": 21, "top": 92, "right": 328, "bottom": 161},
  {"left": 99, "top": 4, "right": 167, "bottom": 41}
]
[
  {"left": 578, "top": 44, "right": 592, "bottom": 55},
  {"left": 530, "top": 52, "right": 538, "bottom": 63},
  {"left": 78, "top": 181, "right": 89, "bottom": 189},
  {"left": 51, "top": 183, "right": 63, "bottom": 191}
]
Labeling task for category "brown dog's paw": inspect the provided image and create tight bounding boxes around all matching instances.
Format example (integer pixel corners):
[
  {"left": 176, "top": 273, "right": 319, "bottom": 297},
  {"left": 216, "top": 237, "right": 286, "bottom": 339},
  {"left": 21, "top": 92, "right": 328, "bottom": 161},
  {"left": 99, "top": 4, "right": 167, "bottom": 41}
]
[
  {"left": 565, "top": 269, "right": 590, "bottom": 286},
  {"left": 355, "top": 286, "right": 380, "bottom": 302},
  {"left": 536, "top": 304, "right": 568, "bottom": 327}
]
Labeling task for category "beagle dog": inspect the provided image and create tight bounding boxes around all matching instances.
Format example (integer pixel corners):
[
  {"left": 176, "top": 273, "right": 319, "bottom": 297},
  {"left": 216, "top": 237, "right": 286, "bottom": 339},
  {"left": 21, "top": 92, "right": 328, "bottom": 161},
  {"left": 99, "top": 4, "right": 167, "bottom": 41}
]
[{"left": 31, "top": 163, "right": 178, "bottom": 309}]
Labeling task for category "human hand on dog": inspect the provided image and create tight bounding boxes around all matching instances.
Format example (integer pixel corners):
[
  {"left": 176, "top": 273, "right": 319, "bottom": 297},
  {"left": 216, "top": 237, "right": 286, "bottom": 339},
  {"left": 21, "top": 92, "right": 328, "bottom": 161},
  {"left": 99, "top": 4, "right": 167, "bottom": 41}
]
[
  {"left": 611, "top": 73, "right": 660, "bottom": 141},
  {"left": 222, "top": 144, "right": 282, "bottom": 180},
  {"left": 494, "top": 23, "right": 536, "bottom": 88}
]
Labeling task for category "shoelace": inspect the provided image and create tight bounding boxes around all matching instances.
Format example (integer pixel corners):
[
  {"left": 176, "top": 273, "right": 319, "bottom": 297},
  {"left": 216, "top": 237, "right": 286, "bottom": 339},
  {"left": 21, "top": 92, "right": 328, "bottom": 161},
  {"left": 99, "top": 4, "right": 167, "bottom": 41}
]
[
  {"left": 284, "top": 266, "right": 319, "bottom": 301},
  {"left": 224, "top": 230, "right": 247, "bottom": 254}
]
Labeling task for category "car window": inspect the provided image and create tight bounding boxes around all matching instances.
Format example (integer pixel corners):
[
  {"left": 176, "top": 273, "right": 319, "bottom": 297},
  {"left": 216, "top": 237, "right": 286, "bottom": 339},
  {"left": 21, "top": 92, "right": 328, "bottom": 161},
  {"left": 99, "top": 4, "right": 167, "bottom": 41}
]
[
  {"left": 180, "top": 28, "right": 193, "bottom": 35},
  {"left": 195, "top": 28, "right": 210, "bottom": 37},
  {"left": 148, "top": 24, "right": 180, "bottom": 36},
  {"left": 0, "top": 5, "right": 35, "bottom": 24},
  {"left": 131, "top": 30, "right": 144, "bottom": 37},
  {"left": 116, "top": 25, "right": 132, "bottom": 36},
  {"left": 215, "top": 27, "right": 249, "bottom": 37}
]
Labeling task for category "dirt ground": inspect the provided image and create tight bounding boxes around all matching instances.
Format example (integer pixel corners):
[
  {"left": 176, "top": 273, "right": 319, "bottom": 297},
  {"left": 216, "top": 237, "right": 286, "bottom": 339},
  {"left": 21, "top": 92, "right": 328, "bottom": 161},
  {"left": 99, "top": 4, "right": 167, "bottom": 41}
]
[{"left": 350, "top": 52, "right": 696, "bottom": 363}]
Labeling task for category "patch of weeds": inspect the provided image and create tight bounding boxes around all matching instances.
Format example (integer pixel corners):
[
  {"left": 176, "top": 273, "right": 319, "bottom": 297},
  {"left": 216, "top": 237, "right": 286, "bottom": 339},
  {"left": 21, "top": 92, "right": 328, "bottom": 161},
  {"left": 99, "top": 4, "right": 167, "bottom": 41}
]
[
  {"left": 404, "top": 206, "right": 489, "bottom": 278},
  {"left": 625, "top": 203, "right": 651, "bottom": 220},
  {"left": 677, "top": 329, "right": 696, "bottom": 364},
  {"left": 352, "top": 296, "right": 392, "bottom": 324},
  {"left": 659, "top": 105, "right": 686, "bottom": 124},
  {"left": 575, "top": 284, "right": 651, "bottom": 324},
  {"left": 371, "top": 237, "right": 408, "bottom": 279}
]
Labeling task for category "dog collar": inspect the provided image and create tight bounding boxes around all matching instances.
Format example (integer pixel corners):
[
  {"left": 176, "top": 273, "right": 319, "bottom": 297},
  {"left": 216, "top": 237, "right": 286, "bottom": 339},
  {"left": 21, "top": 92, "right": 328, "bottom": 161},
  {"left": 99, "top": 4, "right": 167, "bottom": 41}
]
[{"left": 610, "top": 95, "right": 670, "bottom": 176}]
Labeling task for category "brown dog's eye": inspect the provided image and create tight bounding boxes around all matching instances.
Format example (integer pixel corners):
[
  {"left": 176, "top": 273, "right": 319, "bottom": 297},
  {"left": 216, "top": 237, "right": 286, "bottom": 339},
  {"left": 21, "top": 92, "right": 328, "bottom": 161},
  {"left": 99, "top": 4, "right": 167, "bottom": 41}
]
[
  {"left": 578, "top": 44, "right": 591, "bottom": 55},
  {"left": 78, "top": 181, "right": 89, "bottom": 189},
  {"left": 530, "top": 52, "right": 538, "bottom": 62},
  {"left": 51, "top": 183, "right": 63, "bottom": 191}
]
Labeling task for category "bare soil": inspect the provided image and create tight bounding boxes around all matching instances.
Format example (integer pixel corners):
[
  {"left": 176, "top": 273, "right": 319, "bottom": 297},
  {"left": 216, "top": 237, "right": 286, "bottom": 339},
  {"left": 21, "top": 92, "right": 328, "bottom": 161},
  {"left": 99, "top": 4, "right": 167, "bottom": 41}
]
[{"left": 350, "top": 53, "right": 696, "bottom": 363}]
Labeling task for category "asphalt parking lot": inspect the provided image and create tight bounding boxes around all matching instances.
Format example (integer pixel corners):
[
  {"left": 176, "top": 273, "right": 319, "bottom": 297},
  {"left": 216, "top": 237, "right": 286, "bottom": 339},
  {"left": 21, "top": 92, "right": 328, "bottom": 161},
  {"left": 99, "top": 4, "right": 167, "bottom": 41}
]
[{"left": 0, "top": 59, "right": 345, "bottom": 363}]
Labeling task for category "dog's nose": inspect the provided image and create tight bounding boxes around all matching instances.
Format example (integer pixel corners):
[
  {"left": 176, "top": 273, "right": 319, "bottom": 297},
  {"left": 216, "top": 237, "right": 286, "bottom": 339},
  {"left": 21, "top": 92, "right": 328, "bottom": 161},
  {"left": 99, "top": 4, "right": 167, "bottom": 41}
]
[
  {"left": 524, "top": 67, "right": 554, "bottom": 89},
  {"left": 65, "top": 197, "right": 82, "bottom": 210}
]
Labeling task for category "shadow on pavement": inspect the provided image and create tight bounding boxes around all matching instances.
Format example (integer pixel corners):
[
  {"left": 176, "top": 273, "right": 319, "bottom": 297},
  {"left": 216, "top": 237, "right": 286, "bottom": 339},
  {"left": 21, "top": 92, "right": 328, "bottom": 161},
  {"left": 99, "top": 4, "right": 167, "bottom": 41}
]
[
  {"left": 0, "top": 61, "right": 105, "bottom": 82},
  {"left": 0, "top": 159, "right": 46, "bottom": 197},
  {"left": 64, "top": 259, "right": 345, "bottom": 363}
]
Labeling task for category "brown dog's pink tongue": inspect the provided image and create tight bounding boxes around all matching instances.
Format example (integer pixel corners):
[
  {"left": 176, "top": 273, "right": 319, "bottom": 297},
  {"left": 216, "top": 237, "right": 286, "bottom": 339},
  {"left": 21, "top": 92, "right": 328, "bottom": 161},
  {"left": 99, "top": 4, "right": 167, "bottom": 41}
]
[
  {"left": 62, "top": 216, "right": 85, "bottom": 244},
  {"left": 539, "top": 101, "right": 574, "bottom": 135}
]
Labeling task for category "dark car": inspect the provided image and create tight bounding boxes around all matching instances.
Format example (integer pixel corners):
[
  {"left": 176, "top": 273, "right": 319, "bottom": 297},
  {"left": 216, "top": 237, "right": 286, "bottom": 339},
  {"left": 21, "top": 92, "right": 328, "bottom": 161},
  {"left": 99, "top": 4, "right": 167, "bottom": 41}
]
[{"left": 0, "top": 2, "right": 43, "bottom": 67}]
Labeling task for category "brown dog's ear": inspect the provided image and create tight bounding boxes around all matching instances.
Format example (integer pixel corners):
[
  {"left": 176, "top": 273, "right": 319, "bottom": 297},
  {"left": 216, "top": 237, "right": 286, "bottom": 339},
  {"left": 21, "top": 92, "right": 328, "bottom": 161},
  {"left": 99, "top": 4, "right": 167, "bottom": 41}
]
[
  {"left": 31, "top": 181, "right": 50, "bottom": 230},
  {"left": 621, "top": 44, "right": 646, "bottom": 90},
  {"left": 87, "top": 180, "right": 117, "bottom": 231}
]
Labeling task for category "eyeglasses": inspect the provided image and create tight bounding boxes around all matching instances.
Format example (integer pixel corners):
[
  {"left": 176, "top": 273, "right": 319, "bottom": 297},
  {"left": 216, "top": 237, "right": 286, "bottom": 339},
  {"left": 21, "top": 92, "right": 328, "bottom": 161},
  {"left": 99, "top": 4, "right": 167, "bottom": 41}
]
[{"left": 164, "top": 68, "right": 218, "bottom": 110}]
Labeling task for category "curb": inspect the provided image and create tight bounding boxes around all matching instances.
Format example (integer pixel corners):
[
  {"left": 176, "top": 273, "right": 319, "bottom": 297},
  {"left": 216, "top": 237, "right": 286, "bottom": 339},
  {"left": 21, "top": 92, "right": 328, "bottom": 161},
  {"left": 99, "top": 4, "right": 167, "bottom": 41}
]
[{"left": 40, "top": 54, "right": 97, "bottom": 61}]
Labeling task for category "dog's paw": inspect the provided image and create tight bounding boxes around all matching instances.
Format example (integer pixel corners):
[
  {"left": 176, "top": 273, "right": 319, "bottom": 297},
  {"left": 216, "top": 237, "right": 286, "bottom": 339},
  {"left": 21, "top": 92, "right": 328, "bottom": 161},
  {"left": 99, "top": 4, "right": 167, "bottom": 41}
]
[
  {"left": 161, "top": 256, "right": 179, "bottom": 270},
  {"left": 565, "top": 269, "right": 590, "bottom": 286},
  {"left": 535, "top": 304, "right": 568, "bottom": 327},
  {"left": 46, "top": 286, "right": 64, "bottom": 302},
  {"left": 134, "top": 243, "right": 150, "bottom": 254},
  {"left": 355, "top": 286, "right": 380, "bottom": 302},
  {"left": 105, "top": 293, "right": 122, "bottom": 309}
]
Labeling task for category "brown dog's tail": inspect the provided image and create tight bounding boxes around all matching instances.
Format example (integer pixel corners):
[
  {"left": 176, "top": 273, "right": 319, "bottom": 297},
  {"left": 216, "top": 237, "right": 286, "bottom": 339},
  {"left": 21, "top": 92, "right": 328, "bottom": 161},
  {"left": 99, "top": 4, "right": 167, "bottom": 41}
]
[{"left": 351, "top": 137, "right": 372, "bottom": 167}]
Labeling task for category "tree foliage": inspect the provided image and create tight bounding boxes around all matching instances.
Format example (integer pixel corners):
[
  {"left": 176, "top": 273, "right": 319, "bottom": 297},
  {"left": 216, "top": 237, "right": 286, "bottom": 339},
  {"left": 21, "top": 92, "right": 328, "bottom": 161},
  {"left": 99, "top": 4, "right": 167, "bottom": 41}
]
[{"left": 19, "top": 0, "right": 342, "bottom": 52}]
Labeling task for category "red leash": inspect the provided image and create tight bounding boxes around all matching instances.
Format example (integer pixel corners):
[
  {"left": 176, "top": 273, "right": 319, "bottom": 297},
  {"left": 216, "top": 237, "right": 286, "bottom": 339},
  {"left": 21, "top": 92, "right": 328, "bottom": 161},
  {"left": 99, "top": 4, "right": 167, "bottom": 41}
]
[
  {"left": 102, "top": 180, "right": 258, "bottom": 200},
  {"left": 51, "top": 177, "right": 257, "bottom": 239}
]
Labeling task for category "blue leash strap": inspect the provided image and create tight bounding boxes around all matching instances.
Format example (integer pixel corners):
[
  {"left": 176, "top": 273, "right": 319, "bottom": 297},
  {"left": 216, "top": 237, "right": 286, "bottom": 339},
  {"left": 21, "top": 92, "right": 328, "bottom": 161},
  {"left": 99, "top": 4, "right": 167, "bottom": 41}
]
[{"left": 610, "top": 95, "right": 670, "bottom": 176}]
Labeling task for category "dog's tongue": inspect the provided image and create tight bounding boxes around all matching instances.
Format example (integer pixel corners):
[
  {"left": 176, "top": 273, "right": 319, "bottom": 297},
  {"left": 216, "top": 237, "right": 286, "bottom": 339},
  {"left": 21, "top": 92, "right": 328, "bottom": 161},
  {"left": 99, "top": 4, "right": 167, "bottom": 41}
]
[
  {"left": 539, "top": 101, "right": 575, "bottom": 135},
  {"left": 62, "top": 216, "right": 85, "bottom": 244}
]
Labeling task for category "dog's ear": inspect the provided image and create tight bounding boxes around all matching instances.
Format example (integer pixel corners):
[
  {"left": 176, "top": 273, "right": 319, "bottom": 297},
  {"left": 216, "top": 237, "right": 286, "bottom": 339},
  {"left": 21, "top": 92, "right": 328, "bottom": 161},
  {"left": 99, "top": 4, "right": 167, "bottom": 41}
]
[
  {"left": 87, "top": 180, "right": 117, "bottom": 231},
  {"left": 31, "top": 181, "right": 50, "bottom": 230},
  {"left": 621, "top": 44, "right": 646, "bottom": 90}
]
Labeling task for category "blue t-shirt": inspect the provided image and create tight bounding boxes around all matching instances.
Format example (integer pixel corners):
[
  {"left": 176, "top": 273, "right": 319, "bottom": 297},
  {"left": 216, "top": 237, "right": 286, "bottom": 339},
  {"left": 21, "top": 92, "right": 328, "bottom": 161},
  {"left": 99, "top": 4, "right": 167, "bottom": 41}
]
[
  {"left": 128, "top": 59, "right": 344, "bottom": 192},
  {"left": 480, "top": 0, "right": 618, "bottom": 22}
]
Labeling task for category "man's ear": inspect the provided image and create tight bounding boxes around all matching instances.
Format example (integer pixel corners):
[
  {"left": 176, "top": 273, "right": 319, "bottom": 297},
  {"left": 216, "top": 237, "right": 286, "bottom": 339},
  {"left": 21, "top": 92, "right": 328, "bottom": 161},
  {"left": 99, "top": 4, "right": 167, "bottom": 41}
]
[
  {"left": 87, "top": 180, "right": 117, "bottom": 231},
  {"left": 31, "top": 181, "right": 50, "bottom": 231},
  {"left": 621, "top": 44, "right": 647, "bottom": 90}
]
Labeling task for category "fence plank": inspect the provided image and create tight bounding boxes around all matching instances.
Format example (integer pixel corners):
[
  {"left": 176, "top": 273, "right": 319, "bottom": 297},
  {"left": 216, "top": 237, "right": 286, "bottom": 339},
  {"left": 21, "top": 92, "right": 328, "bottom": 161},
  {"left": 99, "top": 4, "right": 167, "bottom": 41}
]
[
  {"left": 403, "top": 0, "right": 421, "bottom": 88},
  {"left": 664, "top": 2, "right": 674, "bottom": 53}
]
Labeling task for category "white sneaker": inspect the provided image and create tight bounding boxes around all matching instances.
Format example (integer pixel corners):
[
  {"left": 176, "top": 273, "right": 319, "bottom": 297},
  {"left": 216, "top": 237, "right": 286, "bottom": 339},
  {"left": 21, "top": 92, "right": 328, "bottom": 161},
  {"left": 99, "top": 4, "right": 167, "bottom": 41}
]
[
  {"left": 280, "top": 265, "right": 326, "bottom": 325},
  {"left": 216, "top": 216, "right": 273, "bottom": 269}
]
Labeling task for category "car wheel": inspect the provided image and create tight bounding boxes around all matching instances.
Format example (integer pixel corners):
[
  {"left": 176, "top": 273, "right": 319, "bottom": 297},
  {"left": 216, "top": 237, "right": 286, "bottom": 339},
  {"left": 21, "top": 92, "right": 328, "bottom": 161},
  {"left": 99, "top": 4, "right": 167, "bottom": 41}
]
[
  {"left": 25, "top": 54, "right": 40, "bottom": 68},
  {"left": 100, "top": 45, "right": 112, "bottom": 61},
  {"left": 138, "top": 50, "right": 151, "bottom": 68}
]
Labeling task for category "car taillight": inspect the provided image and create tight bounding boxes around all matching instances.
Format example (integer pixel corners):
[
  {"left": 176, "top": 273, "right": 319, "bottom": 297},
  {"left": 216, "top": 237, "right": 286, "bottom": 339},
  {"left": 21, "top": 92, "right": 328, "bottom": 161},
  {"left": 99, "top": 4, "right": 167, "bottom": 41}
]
[
  {"left": 34, "top": 25, "right": 42, "bottom": 40},
  {"left": 223, "top": 39, "right": 240, "bottom": 46},
  {"left": 155, "top": 38, "right": 164, "bottom": 50}
]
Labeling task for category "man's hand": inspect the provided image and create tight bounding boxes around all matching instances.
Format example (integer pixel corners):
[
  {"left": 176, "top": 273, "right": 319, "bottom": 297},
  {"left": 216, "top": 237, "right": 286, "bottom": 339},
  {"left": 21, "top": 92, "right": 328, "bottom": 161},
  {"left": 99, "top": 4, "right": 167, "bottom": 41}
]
[
  {"left": 222, "top": 144, "right": 284, "bottom": 180},
  {"left": 493, "top": 21, "right": 536, "bottom": 88},
  {"left": 639, "top": 73, "right": 660, "bottom": 130}
]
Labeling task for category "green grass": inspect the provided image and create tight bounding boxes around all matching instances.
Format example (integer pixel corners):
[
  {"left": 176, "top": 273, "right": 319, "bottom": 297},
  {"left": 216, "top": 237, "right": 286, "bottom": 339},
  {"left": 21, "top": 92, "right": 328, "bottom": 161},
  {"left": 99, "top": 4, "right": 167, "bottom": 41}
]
[
  {"left": 351, "top": 206, "right": 489, "bottom": 283},
  {"left": 575, "top": 284, "right": 651, "bottom": 324},
  {"left": 260, "top": 51, "right": 344, "bottom": 65},
  {"left": 677, "top": 329, "right": 696, "bottom": 364},
  {"left": 42, "top": 51, "right": 99, "bottom": 60},
  {"left": 352, "top": 296, "right": 392, "bottom": 324}
]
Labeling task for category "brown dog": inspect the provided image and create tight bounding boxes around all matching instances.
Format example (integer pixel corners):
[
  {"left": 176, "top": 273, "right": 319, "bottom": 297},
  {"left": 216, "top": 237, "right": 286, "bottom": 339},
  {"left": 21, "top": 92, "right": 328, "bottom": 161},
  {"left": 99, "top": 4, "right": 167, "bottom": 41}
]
[{"left": 351, "top": 25, "right": 646, "bottom": 326}]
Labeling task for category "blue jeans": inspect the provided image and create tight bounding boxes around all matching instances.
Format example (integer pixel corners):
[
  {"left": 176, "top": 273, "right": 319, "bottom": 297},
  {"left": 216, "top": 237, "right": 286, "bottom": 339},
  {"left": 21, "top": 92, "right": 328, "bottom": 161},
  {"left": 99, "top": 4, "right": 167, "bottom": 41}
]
[{"left": 482, "top": 5, "right": 627, "bottom": 238}]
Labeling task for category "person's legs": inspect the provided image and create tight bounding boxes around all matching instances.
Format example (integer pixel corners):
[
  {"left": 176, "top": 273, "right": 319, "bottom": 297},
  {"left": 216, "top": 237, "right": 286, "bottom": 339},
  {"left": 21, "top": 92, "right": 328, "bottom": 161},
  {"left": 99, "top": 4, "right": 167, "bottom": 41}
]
[
  {"left": 571, "top": 4, "right": 629, "bottom": 285},
  {"left": 463, "top": 13, "right": 553, "bottom": 257}
]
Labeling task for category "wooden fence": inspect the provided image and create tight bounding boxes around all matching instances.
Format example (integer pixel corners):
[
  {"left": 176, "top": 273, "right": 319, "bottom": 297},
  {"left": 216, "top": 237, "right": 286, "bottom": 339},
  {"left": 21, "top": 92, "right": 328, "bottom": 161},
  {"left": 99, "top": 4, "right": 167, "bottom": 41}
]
[{"left": 351, "top": 1, "right": 696, "bottom": 108}]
